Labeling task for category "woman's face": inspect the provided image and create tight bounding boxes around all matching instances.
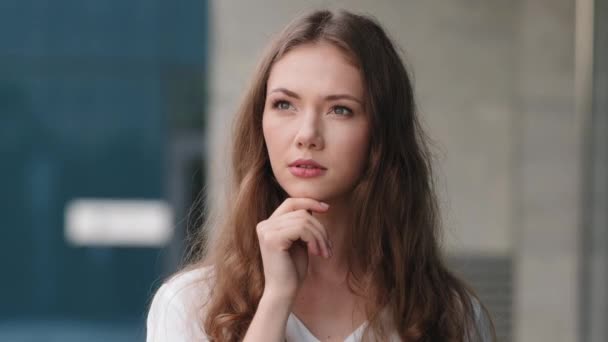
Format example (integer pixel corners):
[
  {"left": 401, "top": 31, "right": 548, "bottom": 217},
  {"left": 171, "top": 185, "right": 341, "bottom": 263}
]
[{"left": 262, "top": 41, "right": 371, "bottom": 203}]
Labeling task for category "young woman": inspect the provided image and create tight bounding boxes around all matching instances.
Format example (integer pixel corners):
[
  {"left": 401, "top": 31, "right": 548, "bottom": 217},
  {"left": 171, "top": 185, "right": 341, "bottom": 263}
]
[{"left": 147, "top": 9, "right": 495, "bottom": 342}]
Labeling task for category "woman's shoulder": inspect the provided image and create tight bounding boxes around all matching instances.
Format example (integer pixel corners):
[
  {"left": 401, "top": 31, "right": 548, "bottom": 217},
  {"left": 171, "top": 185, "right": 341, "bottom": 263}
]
[
  {"left": 150, "top": 264, "right": 216, "bottom": 313},
  {"left": 446, "top": 288, "right": 494, "bottom": 341},
  {"left": 160, "top": 265, "right": 215, "bottom": 297},
  {"left": 146, "top": 265, "right": 215, "bottom": 342},
  {"left": 468, "top": 294, "right": 494, "bottom": 342}
]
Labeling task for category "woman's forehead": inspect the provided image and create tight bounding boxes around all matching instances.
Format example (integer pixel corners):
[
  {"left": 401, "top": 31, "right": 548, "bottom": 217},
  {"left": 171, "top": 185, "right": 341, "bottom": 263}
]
[{"left": 266, "top": 41, "right": 365, "bottom": 99}]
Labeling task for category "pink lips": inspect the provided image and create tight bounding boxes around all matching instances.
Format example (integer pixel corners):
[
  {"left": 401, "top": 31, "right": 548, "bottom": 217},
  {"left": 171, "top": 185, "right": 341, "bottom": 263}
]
[{"left": 288, "top": 158, "right": 327, "bottom": 178}]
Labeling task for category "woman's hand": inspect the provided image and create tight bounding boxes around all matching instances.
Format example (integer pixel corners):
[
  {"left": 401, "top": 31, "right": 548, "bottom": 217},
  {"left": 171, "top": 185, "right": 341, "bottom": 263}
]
[{"left": 256, "top": 197, "right": 333, "bottom": 301}]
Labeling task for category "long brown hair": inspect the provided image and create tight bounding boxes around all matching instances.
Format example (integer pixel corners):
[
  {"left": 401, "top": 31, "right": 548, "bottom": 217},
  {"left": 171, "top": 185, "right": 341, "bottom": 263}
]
[{"left": 188, "top": 9, "right": 496, "bottom": 341}]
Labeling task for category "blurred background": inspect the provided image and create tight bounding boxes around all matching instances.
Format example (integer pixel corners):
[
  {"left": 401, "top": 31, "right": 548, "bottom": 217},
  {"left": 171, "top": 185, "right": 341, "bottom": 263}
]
[{"left": 0, "top": 0, "right": 604, "bottom": 341}]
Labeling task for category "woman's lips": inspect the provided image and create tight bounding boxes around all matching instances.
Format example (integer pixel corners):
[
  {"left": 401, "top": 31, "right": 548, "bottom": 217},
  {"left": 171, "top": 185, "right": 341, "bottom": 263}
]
[{"left": 288, "top": 165, "right": 327, "bottom": 178}]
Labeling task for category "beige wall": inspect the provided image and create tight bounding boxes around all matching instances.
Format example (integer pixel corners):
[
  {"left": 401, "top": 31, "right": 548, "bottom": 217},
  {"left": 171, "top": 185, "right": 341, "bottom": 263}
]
[
  {"left": 515, "top": 1, "right": 580, "bottom": 341},
  {"left": 207, "top": 1, "right": 580, "bottom": 341}
]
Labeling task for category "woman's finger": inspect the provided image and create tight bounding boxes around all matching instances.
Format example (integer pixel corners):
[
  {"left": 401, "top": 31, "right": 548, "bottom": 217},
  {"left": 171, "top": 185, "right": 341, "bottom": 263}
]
[
  {"left": 262, "top": 219, "right": 329, "bottom": 258},
  {"left": 278, "top": 224, "right": 326, "bottom": 257},
  {"left": 270, "top": 198, "right": 329, "bottom": 218},
  {"left": 292, "top": 211, "right": 331, "bottom": 257},
  {"left": 263, "top": 210, "right": 331, "bottom": 257}
]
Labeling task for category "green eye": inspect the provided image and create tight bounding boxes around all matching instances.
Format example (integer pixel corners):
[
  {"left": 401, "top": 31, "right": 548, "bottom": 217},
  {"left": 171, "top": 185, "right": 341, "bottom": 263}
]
[
  {"left": 332, "top": 106, "right": 353, "bottom": 116},
  {"left": 274, "top": 100, "right": 292, "bottom": 110}
]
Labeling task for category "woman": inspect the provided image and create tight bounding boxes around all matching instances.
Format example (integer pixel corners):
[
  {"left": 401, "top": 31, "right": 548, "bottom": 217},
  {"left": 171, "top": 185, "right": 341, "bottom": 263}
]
[{"left": 147, "top": 9, "right": 496, "bottom": 342}]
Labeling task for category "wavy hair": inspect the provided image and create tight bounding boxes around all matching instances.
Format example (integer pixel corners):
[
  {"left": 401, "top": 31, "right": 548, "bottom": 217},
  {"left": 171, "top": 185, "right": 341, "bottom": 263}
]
[{"left": 187, "top": 9, "right": 496, "bottom": 341}]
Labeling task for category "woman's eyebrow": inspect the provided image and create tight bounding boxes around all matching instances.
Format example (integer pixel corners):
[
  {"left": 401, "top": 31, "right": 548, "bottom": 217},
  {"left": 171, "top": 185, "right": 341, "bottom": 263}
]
[
  {"left": 270, "top": 88, "right": 301, "bottom": 99},
  {"left": 325, "top": 94, "right": 363, "bottom": 105},
  {"left": 269, "top": 87, "right": 363, "bottom": 105}
]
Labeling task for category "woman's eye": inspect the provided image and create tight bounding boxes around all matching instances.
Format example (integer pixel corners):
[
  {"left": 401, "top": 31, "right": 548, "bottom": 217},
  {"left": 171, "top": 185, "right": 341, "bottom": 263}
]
[
  {"left": 273, "top": 100, "right": 292, "bottom": 110},
  {"left": 331, "top": 106, "right": 353, "bottom": 116}
]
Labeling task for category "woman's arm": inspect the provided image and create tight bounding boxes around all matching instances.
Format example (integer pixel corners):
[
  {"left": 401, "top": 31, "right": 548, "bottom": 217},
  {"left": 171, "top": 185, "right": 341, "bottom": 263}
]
[
  {"left": 244, "top": 198, "right": 332, "bottom": 340},
  {"left": 243, "top": 292, "right": 292, "bottom": 341}
]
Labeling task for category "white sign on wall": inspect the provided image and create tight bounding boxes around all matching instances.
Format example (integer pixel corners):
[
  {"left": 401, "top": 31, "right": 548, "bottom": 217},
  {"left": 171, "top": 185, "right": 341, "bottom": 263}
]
[{"left": 65, "top": 198, "right": 174, "bottom": 247}]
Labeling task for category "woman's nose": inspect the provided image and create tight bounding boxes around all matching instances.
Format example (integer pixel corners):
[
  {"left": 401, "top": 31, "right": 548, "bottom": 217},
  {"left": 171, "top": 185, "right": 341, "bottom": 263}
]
[{"left": 295, "top": 114, "right": 324, "bottom": 150}]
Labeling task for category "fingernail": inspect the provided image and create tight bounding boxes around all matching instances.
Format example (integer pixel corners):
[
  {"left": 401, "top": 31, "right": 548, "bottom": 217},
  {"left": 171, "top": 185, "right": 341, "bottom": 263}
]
[{"left": 320, "top": 202, "right": 329, "bottom": 209}]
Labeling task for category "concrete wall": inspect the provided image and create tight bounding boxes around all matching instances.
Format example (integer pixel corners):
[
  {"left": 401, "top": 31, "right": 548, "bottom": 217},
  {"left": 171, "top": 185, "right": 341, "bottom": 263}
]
[
  {"left": 582, "top": 0, "right": 608, "bottom": 341},
  {"left": 514, "top": 1, "right": 579, "bottom": 341}
]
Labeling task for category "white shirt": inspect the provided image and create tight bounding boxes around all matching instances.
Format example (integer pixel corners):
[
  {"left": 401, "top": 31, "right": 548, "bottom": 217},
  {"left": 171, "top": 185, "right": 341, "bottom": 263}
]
[{"left": 146, "top": 267, "right": 490, "bottom": 341}]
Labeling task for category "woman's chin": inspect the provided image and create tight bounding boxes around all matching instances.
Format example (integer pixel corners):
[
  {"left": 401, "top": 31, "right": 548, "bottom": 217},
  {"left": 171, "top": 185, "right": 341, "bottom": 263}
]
[
  {"left": 287, "top": 191, "right": 324, "bottom": 200},
  {"left": 283, "top": 186, "right": 327, "bottom": 201}
]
